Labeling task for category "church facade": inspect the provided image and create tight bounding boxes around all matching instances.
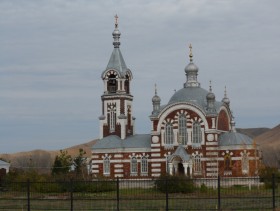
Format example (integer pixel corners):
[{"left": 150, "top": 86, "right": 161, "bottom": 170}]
[{"left": 91, "top": 17, "right": 260, "bottom": 179}]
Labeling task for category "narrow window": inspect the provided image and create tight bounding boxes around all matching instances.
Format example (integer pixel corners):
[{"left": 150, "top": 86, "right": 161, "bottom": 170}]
[
  {"left": 224, "top": 155, "right": 231, "bottom": 171},
  {"left": 124, "top": 75, "right": 130, "bottom": 94},
  {"left": 131, "top": 157, "right": 138, "bottom": 175},
  {"left": 165, "top": 123, "right": 174, "bottom": 145},
  {"left": 193, "top": 121, "right": 202, "bottom": 144},
  {"left": 107, "top": 103, "right": 116, "bottom": 132},
  {"left": 178, "top": 114, "right": 188, "bottom": 145},
  {"left": 193, "top": 155, "right": 202, "bottom": 174},
  {"left": 141, "top": 156, "right": 148, "bottom": 174},
  {"left": 103, "top": 157, "right": 110, "bottom": 175},
  {"left": 242, "top": 153, "right": 249, "bottom": 174}
]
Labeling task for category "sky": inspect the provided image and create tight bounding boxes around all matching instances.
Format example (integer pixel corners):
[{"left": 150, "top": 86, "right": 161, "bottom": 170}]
[{"left": 0, "top": 0, "right": 279, "bottom": 154}]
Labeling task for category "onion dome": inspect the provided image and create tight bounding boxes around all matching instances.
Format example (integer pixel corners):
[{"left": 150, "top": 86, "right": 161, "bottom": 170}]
[
  {"left": 184, "top": 44, "right": 200, "bottom": 88},
  {"left": 222, "top": 86, "right": 230, "bottom": 105},
  {"left": 206, "top": 81, "right": 215, "bottom": 100},
  {"left": 152, "top": 84, "right": 161, "bottom": 103}
]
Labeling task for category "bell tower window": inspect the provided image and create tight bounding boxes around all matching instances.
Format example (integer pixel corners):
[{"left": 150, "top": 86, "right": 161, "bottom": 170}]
[
  {"left": 124, "top": 75, "right": 130, "bottom": 94},
  {"left": 107, "top": 74, "right": 117, "bottom": 93}
]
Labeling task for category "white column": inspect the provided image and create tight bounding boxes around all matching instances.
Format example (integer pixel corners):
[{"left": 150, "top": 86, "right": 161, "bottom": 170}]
[
  {"left": 169, "top": 163, "right": 173, "bottom": 175},
  {"left": 104, "top": 79, "right": 108, "bottom": 93},
  {"left": 189, "top": 163, "right": 193, "bottom": 178},
  {"left": 183, "top": 163, "right": 189, "bottom": 176}
]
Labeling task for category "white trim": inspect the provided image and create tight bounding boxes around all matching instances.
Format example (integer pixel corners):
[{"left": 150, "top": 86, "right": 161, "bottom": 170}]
[
  {"left": 206, "top": 142, "right": 218, "bottom": 146},
  {"left": 93, "top": 148, "right": 150, "bottom": 153},
  {"left": 151, "top": 169, "right": 161, "bottom": 172},
  {"left": 151, "top": 143, "right": 161, "bottom": 147},
  {"left": 151, "top": 148, "right": 160, "bottom": 152},
  {"left": 151, "top": 163, "right": 161, "bottom": 167},
  {"left": 151, "top": 153, "right": 161, "bottom": 157},
  {"left": 206, "top": 147, "right": 218, "bottom": 150}
]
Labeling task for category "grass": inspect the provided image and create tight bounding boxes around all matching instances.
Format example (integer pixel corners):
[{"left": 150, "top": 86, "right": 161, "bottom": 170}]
[{"left": 0, "top": 185, "right": 279, "bottom": 210}]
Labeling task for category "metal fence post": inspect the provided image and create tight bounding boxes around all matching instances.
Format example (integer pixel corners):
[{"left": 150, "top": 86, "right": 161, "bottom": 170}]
[
  {"left": 117, "top": 177, "right": 120, "bottom": 211},
  {"left": 218, "top": 176, "right": 221, "bottom": 211},
  {"left": 27, "top": 179, "right": 30, "bottom": 211},
  {"left": 70, "top": 180, "right": 73, "bottom": 211},
  {"left": 272, "top": 173, "right": 276, "bottom": 210},
  {"left": 165, "top": 177, "right": 169, "bottom": 211}
]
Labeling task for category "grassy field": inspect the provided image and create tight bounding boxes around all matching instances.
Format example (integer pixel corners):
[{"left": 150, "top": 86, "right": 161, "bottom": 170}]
[{"left": 0, "top": 186, "right": 279, "bottom": 211}]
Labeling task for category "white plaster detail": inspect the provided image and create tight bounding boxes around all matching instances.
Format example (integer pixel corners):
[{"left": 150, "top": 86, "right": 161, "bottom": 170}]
[
  {"left": 152, "top": 136, "right": 159, "bottom": 143},
  {"left": 207, "top": 134, "right": 214, "bottom": 141}
]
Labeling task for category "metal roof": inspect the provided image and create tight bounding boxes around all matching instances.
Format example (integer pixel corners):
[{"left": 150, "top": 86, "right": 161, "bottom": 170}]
[
  {"left": 169, "top": 145, "right": 191, "bottom": 162},
  {"left": 92, "top": 134, "right": 151, "bottom": 150},
  {"left": 218, "top": 131, "right": 253, "bottom": 146}
]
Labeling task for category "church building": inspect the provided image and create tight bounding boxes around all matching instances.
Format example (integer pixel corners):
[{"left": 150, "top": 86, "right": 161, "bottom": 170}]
[{"left": 91, "top": 16, "right": 260, "bottom": 179}]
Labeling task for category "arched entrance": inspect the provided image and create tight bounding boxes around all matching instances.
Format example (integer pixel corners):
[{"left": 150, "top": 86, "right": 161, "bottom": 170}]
[{"left": 178, "top": 162, "right": 184, "bottom": 175}]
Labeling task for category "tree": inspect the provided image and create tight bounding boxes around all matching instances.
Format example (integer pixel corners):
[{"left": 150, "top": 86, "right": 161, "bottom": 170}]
[
  {"left": 52, "top": 150, "right": 72, "bottom": 176},
  {"left": 73, "top": 148, "right": 87, "bottom": 178}
]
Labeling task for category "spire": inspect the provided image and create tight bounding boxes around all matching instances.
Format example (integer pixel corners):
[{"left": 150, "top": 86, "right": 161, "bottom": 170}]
[
  {"left": 104, "top": 15, "right": 129, "bottom": 74},
  {"left": 189, "top": 44, "right": 193, "bottom": 62},
  {"left": 113, "top": 14, "right": 121, "bottom": 48},
  {"left": 152, "top": 83, "right": 161, "bottom": 114},
  {"left": 155, "top": 83, "right": 158, "bottom": 95},
  {"left": 230, "top": 113, "right": 236, "bottom": 132},
  {"left": 206, "top": 80, "right": 216, "bottom": 113},
  {"left": 222, "top": 86, "right": 230, "bottom": 105}
]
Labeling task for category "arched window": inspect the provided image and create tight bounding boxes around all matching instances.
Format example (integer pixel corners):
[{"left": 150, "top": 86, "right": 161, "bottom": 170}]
[
  {"left": 178, "top": 114, "right": 188, "bottom": 145},
  {"left": 107, "top": 75, "right": 117, "bottom": 93},
  {"left": 193, "top": 121, "right": 202, "bottom": 144},
  {"left": 103, "top": 157, "right": 110, "bottom": 175},
  {"left": 141, "top": 156, "right": 148, "bottom": 174},
  {"left": 242, "top": 153, "right": 249, "bottom": 175},
  {"left": 193, "top": 155, "right": 202, "bottom": 174},
  {"left": 165, "top": 123, "right": 174, "bottom": 145},
  {"left": 131, "top": 157, "right": 138, "bottom": 175}
]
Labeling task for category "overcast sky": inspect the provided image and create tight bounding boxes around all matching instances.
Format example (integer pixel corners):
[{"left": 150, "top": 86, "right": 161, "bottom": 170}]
[{"left": 1, "top": 0, "right": 279, "bottom": 154}]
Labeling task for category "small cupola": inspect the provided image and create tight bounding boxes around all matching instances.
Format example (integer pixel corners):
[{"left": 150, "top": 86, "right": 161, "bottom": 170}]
[
  {"left": 152, "top": 84, "right": 161, "bottom": 114},
  {"left": 206, "top": 80, "right": 216, "bottom": 113},
  {"left": 184, "top": 44, "right": 200, "bottom": 88},
  {"left": 222, "top": 86, "right": 230, "bottom": 106}
]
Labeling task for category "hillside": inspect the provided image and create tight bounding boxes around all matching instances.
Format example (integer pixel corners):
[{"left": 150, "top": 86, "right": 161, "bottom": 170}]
[
  {"left": 254, "top": 124, "right": 280, "bottom": 167},
  {"left": 236, "top": 127, "right": 270, "bottom": 138},
  {"left": 0, "top": 139, "right": 98, "bottom": 173}
]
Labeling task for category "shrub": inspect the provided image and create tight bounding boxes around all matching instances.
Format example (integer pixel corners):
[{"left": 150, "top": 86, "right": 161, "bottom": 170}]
[{"left": 155, "top": 175, "right": 195, "bottom": 193}]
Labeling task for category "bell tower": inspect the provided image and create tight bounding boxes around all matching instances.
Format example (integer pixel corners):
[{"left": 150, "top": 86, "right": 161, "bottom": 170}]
[{"left": 99, "top": 15, "right": 135, "bottom": 139}]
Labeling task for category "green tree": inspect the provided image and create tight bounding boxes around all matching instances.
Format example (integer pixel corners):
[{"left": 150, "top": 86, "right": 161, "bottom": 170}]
[
  {"left": 52, "top": 150, "right": 72, "bottom": 176},
  {"left": 73, "top": 148, "right": 87, "bottom": 178}
]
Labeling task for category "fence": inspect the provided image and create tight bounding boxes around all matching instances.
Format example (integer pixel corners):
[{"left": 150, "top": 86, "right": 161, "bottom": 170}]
[{"left": 0, "top": 175, "right": 279, "bottom": 210}]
